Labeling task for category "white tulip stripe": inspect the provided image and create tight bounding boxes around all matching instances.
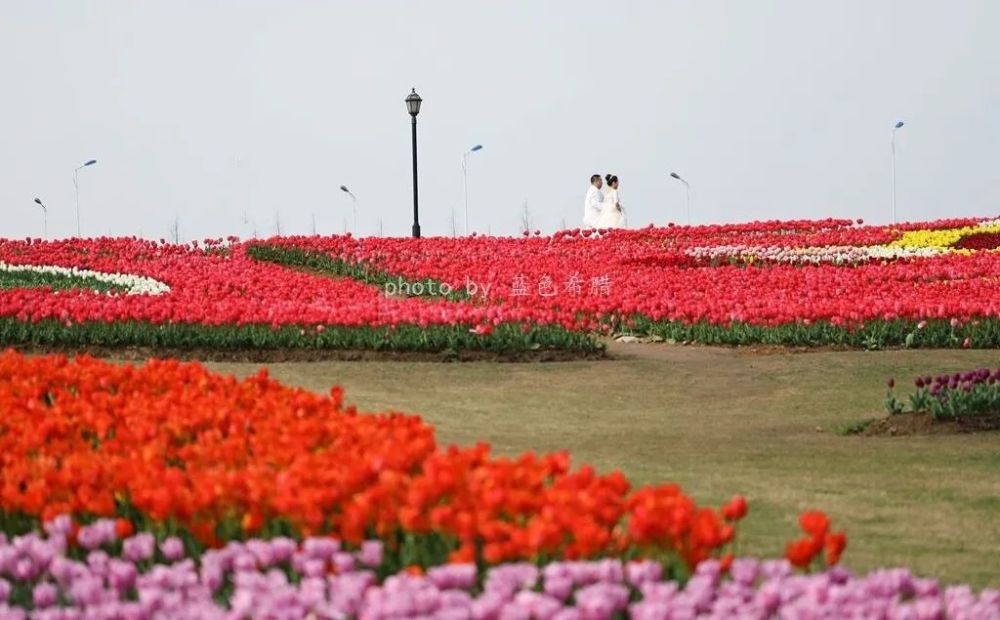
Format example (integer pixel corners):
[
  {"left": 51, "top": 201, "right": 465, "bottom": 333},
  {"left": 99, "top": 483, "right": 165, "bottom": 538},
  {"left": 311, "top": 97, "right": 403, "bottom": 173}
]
[
  {"left": 0, "top": 262, "right": 170, "bottom": 296},
  {"left": 685, "top": 244, "right": 944, "bottom": 265},
  {"left": 686, "top": 219, "right": 1000, "bottom": 266}
]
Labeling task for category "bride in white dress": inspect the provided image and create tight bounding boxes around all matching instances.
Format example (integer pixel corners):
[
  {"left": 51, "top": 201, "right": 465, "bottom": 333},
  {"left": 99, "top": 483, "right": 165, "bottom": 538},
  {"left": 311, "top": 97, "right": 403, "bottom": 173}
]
[{"left": 596, "top": 174, "right": 626, "bottom": 229}]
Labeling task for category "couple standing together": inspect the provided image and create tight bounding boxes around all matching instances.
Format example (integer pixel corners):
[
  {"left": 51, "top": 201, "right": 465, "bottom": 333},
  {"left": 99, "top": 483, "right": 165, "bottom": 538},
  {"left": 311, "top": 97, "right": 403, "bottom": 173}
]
[{"left": 583, "top": 174, "right": 626, "bottom": 230}]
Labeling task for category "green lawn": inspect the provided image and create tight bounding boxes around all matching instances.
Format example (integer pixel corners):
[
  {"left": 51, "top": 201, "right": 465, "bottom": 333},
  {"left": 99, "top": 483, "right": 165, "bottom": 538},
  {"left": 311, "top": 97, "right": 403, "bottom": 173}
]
[{"left": 205, "top": 343, "right": 1000, "bottom": 588}]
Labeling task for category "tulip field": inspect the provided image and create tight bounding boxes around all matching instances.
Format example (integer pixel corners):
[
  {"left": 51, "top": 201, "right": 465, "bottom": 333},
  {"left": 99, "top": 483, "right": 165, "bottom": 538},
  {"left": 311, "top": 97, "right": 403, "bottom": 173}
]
[
  {"left": 2, "top": 350, "right": 999, "bottom": 618},
  {"left": 4, "top": 216, "right": 1000, "bottom": 353},
  {"left": 3, "top": 217, "right": 1000, "bottom": 617}
]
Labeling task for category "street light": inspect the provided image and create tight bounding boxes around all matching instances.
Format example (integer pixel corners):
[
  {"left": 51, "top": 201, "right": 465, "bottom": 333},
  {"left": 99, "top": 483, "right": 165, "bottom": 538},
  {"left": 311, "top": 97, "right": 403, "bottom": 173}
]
[
  {"left": 340, "top": 185, "right": 357, "bottom": 234},
  {"left": 406, "top": 88, "right": 422, "bottom": 238},
  {"left": 73, "top": 159, "right": 97, "bottom": 237},
  {"left": 891, "top": 120, "right": 905, "bottom": 225},
  {"left": 462, "top": 144, "right": 483, "bottom": 235},
  {"left": 34, "top": 197, "right": 47, "bottom": 239},
  {"left": 669, "top": 172, "right": 691, "bottom": 225}
]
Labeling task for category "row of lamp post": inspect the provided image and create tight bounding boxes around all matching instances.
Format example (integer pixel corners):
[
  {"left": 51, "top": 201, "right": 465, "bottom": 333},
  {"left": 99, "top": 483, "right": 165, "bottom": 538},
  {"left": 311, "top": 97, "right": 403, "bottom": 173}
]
[
  {"left": 401, "top": 88, "right": 905, "bottom": 233},
  {"left": 28, "top": 99, "right": 906, "bottom": 240},
  {"left": 668, "top": 120, "right": 906, "bottom": 226},
  {"left": 31, "top": 159, "right": 97, "bottom": 239},
  {"left": 351, "top": 89, "right": 480, "bottom": 238},
  {"left": 34, "top": 97, "right": 421, "bottom": 240}
]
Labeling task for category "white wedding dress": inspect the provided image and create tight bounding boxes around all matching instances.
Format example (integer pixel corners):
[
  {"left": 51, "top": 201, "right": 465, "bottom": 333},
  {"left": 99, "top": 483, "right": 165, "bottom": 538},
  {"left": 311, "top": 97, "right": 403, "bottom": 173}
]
[{"left": 596, "top": 187, "right": 626, "bottom": 228}]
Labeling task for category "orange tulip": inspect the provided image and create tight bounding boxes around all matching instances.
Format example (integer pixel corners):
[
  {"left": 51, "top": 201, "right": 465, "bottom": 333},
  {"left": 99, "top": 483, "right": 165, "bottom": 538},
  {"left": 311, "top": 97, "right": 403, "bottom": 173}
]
[
  {"left": 722, "top": 495, "right": 748, "bottom": 521},
  {"left": 825, "top": 531, "right": 847, "bottom": 566},
  {"left": 798, "top": 510, "right": 830, "bottom": 538},
  {"left": 785, "top": 536, "right": 823, "bottom": 569},
  {"left": 115, "top": 518, "right": 134, "bottom": 540}
]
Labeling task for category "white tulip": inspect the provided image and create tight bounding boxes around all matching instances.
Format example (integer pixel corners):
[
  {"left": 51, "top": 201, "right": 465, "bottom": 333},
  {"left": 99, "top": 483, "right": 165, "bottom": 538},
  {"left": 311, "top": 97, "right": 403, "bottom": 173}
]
[{"left": 0, "top": 262, "right": 170, "bottom": 296}]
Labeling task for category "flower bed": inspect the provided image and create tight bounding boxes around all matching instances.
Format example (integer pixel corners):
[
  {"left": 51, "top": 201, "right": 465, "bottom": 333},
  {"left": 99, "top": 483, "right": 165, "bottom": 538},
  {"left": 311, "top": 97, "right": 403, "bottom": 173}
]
[
  {"left": 0, "top": 350, "right": 737, "bottom": 572},
  {"left": 255, "top": 217, "right": 1000, "bottom": 348},
  {"left": 886, "top": 367, "right": 1000, "bottom": 420},
  {"left": 2, "top": 524, "right": 996, "bottom": 619},
  {"left": 4, "top": 216, "right": 1000, "bottom": 351},
  {"left": 0, "top": 238, "right": 594, "bottom": 353},
  {"left": 5, "top": 351, "right": 999, "bottom": 617}
]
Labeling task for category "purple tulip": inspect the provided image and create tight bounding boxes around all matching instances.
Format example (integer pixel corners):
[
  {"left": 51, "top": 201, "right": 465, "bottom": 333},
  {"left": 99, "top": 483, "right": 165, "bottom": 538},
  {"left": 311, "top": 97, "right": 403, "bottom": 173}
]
[
  {"left": 302, "top": 537, "right": 339, "bottom": 562},
  {"left": 2, "top": 516, "right": 1000, "bottom": 618},
  {"left": 122, "top": 533, "right": 156, "bottom": 563},
  {"left": 265, "top": 537, "right": 295, "bottom": 564},
  {"left": 575, "top": 582, "right": 629, "bottom": 618},
  {"left": 43, "top": 516, "right": 73, "bottom": 539},
  {"left": 729, "top": 558, "right": 760, "bottom": 585},
  {"left": 108, "top": 559, "right": 138, "bottom": 591},
  {"left": 427, "top": 564, "right": 476, "bottom": 590},
  {"left": 232, "top": 551, "right": 257, "bottom": 573},
  {"left": 358, "top": 540, "right": 383, "bottom": 568},
  {"left": 332, "top": 551, "right": 355, "bottom": 574},
  {"left": 514, "top": 590, "right": 564, "bottom": 618},
  {"left": 244, "top": 539, "right": 275, "bottom": 569},
  {"left": 67, "top": 575, "right": 105, "bottom": 606},
  {"left": 301, "top": 558, "right": 326, "bottom": 578},
  {"left": 160, "top": 537, "right": 185, "bottom": 563},
  {"left": 32, "top": 582, "right": 58, "bottom": 608},
  {"left": 12, "top": 558, "right": 36, "bottom": 582},
  {"left": 544, "top": 575, "right": 574, "bottom": 602}
]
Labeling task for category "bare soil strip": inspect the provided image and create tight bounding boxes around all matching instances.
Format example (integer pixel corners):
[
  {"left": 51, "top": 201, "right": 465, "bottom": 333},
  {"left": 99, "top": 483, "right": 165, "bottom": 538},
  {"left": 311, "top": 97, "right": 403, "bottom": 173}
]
[
  {"left": 862, "top": 412, "right": 1000, "bottom": 436},
  {"left": 8, "top": 344, "right": 607, "bottom": 363}
]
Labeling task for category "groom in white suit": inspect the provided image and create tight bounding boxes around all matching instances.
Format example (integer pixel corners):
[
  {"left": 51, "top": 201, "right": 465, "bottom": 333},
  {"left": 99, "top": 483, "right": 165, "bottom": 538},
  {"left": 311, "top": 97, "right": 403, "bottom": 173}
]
[{"left": 583, "top": 174, "right": 604, "bottom": 228}]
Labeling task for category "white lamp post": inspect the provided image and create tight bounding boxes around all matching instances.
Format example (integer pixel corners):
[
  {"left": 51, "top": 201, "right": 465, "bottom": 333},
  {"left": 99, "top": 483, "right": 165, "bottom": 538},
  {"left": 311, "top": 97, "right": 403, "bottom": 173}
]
[
  {"left": 340, "top": 185, "right": 357, "bottom": 234},
  {"left": 73, "top": 159, "right": 97, "bottom": 237},
  {"left": 891, "top": 120, "right": 905, "bottom": 224},
  {"left": 34, "top": 198, "right": 47, "bottom": 239},
  {"left": 669, "top": 172, "right": 691, "bottom": 225},
  {"left": 462, "top": 144, "right": 483, "bottom": 235}
]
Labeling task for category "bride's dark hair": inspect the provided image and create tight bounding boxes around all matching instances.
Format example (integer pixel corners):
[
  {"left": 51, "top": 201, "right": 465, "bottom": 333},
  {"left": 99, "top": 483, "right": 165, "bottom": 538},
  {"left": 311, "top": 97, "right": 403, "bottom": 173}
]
[{"left": 605, "top": 174, "right": 618, "bottom": 186}]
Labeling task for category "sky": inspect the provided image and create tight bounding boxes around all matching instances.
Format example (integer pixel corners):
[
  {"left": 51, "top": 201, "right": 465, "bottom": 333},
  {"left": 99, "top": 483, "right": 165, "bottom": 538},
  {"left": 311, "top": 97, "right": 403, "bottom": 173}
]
[{"left": 1, "top": 1, "right": 999, "bottom": 240}]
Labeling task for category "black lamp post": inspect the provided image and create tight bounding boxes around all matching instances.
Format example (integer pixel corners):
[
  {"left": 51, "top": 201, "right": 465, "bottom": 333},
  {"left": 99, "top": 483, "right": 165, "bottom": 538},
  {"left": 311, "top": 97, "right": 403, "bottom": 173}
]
[{"left": 406, "top": 88, "right": 422, "bottom": 238}]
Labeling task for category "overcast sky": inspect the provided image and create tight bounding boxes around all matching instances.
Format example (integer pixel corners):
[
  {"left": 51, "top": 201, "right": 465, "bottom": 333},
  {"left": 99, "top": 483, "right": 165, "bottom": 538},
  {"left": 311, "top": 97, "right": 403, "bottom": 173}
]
[{"left": 2, "top": 1, "right": 998, "bottom": 240}]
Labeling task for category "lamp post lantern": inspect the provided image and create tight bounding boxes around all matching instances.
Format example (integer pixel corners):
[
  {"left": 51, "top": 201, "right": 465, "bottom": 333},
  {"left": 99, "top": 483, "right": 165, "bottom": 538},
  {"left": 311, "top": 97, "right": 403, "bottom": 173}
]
[
  {"left": 73, "top": 159, "right": 97, "bottom": 237},
  {"left": 34, "top": 198, "right": 47, "bottom": 239},
  {"left": 406, "top": 89, "right": 423, "bottom": 238},
  {"left": 340, "top": 185, "right": 358, "bottom": 234},
  {"left": 891, "top": 120, "right": 905, "bottom": 225},
  {"left": 462, "top": 144, "right": 483, "bottom": 235},
  {"left": 669, "top": 172, "right": 691, "bottom": 225}
]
